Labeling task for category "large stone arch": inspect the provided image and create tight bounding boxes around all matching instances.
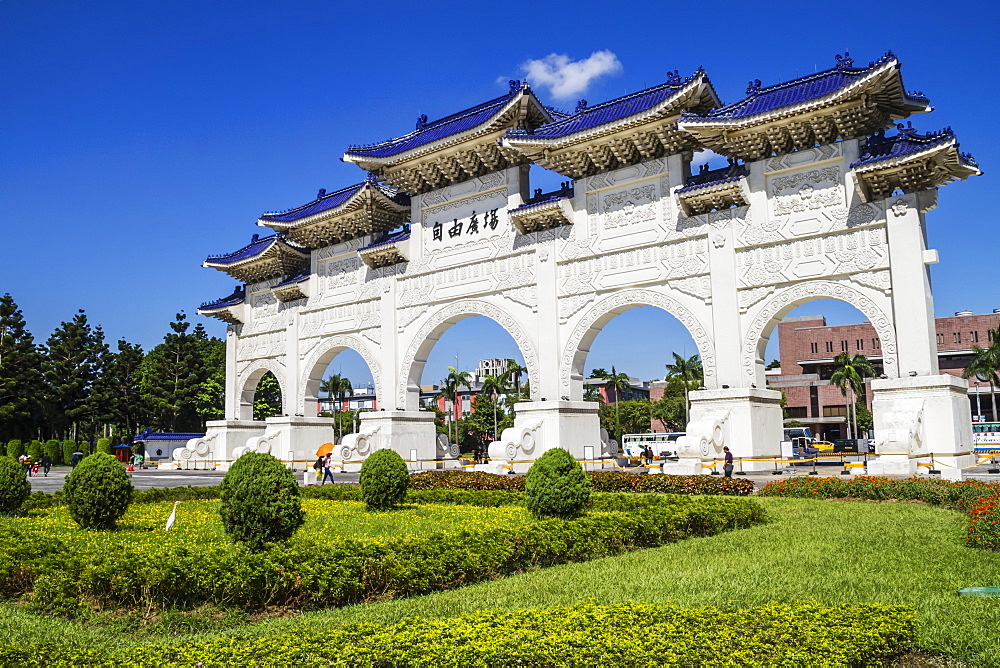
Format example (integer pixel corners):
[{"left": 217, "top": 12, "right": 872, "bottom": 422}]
[
  {"left": 236, "top": 358, "right": 287, "bottom": 421},
  {"left": 299, "top": 334, "right": 383, "bottom": 416},
  {"left": 397, "top": 299, "right": 540, "bottom": 409},
  {"left": 742, "top": 280, "right": 899, "bottom": 387},
  {"left": 561, "top": 288, "right": 717, "bottom": 400}
]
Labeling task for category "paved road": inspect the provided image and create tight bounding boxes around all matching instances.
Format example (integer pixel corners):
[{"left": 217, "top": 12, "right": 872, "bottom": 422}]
[{"left": 20, "top": 461, "right": 1000, "bottom": 494}]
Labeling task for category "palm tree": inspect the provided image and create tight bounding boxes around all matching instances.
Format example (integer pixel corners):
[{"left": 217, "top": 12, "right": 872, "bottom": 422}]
[
  {"left": 502, "top": 360, "right": 527, "bottom": 400},
  {"left": 583, "top": 385, "right": 603, "bottom": 403},
  {"left": 664, "top": 352, "right": 703, "bottom": 425},
  {"left": 597, "top": 366, "right": 631, "bottom": 443},
  {"left": 479, "top": 373, "right": 508, "bottom": 441},
  {"left": 320, "top": 373, "right": 353, "bottom": 440},
  {"left": 963, "top": 330, "right": 1000, "bottom": 421},
  {"left": 830, "top": 353, "right": 875, "bottom": 440},
  {"left": 437, "top": 366, "right": 472, "bottom": 444}
]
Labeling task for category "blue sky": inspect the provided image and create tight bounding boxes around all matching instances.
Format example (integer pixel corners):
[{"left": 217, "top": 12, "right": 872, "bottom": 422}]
[{"left": 1, "top": 0, "right": 993, "bottom": 389}]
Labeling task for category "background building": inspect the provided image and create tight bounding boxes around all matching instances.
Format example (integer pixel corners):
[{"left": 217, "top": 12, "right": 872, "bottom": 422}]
[{"left": 769, "top": 310, "right": 1000, "bottom": 440}]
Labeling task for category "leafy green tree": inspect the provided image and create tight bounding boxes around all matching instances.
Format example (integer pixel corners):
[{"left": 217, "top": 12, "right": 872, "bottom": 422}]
[
  {"left": 40, "top": 310, "right": 106, "bottom": 440},
  {"left": 140, "top": 313, "right": 222, "bottom": 432},
  {"left": 583, "top": 384, "right": 603, "bottom": 403},
  {"left": 462, "top": 393, "right": 514, "bottom": 447},
  {"left": 963, "top": 332, "right": 1000, "bottom": 421},
  {"left": 855, "top": 396, "right": 873, "bottom": 433},
  {"left": 830, "top": 353, "right": 876, "bottom": 440},
  {"left": 478, "top": 373, "right": 509, "bottom": 441},
  {"left": 598, "top": 399, "right": 655, "bottom": 438},
  {"left": 664, "top": 352, "right": 703, "bottom": 425},
  {"left": 502, "top": 360, "right": 527, "bottom": 400},
  {"left": 765, "top": 359, "right": 781, "bottom": 370},
  {"left": 253, "top": 372, "right": 282, "bottom": 421},
  {"left": 0, "top": 295, "right": 44, "bottom": 440}
]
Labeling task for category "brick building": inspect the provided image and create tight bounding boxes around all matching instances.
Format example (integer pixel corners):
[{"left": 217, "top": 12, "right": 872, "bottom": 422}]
[{"left": 768, "top": 310, "right": 1000, "bottom": 440}]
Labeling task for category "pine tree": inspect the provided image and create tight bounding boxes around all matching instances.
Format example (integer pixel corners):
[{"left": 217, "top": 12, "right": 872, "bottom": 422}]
[
  {"left": 40, "top": 310, "right": 105, "bottom": 439},
  {"left": 94, "top": 339, "right": 148, "bottom": 439},
  {"left": 140, "top": 313, "right": 223, "bottom": 432},
  {"left": 0, "top": 294, "right": 44, "bottom": 440}
]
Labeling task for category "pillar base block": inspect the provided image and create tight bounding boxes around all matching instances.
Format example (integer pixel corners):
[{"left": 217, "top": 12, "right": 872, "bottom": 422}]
[{"left": 488, "top": 401, "right": 615, "bottom": 473}]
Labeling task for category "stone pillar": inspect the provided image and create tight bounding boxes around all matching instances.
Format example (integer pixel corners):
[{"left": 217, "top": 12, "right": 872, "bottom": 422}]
[
  {"left": 225, "top": 325, "right": 239, "bottom": 420},
  {"left": 664, "top": 387, "right": 783, "bottom": 475},
  {"left": 868, "top": 375, "right": 974, "bottom": 478}
]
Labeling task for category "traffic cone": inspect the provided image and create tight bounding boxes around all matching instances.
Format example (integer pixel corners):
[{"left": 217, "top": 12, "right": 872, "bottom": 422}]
[{"left": 127, "top": 463, "right": 134, "bottom": 471}]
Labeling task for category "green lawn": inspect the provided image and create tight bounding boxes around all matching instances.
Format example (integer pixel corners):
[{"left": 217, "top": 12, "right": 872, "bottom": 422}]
[{"left": 3, "top": 497, "right": 999, "bottom": 664}]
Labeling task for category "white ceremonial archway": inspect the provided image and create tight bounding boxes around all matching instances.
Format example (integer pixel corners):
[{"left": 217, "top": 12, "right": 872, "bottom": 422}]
[
  {"left": 561, "top": 288, "right": 717, "bottom": 400},
  {"left": 236, "top": 359, "right": 287, "bottom": 422},
  {"left": 397, "top": 298, "right": 541, "bottom": 410},
  {"left": 299, "top": 334, "right": 384, "bottom": 417}
]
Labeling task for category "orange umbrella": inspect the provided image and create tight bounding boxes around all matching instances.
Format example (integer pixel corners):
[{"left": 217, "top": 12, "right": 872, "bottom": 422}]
[{"left": 316, "top": 442, "right": 334, "bottom": 457}]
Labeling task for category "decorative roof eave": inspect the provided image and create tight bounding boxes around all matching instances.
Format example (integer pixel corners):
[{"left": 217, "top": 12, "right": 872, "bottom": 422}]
[
  {"left": 678, "top": 58, "right": 932, "bottom": 160},
  {"left": 259, "top": 181, "right": 411, "bottom": 247},
  {"left": 343, "top": 86, "right": 554, "bottom": 170},
  {"left": 272, "top": 272, "right": 310, "bottom": 303},
  {"left": 508, "top": 196, "right": 574, "bottom": 234},
  {"left": 676, "top": 176, "right": 751, "bottom": 217},
  {"left": 198, "top": 286, "right": 246, "bottom": 324},
  {"left": 358, "top": 227, "right": 410, "bottom": 269},
  {"left": 851, "top": 138, "right": 981, "bottom": 201},
  {"left": 503, "top": 75, "right": 719, "bottom": 179},
  {"left": 204, "top": 236, "right": 309, "bottom": 283}
]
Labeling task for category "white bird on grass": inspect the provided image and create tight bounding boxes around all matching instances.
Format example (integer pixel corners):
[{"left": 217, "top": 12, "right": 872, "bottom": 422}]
[{"left": 165, "top": 501, "right": 180, "bottom": 531}]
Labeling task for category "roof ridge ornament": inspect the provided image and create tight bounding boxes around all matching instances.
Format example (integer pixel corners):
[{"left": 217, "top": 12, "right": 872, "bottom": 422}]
[
  {"left": 365, "top": 171, "right": 379, "bottom": 183},
  {"left": 745, "top": 79, "right": 762, "bottom": 96},
  {"left": 317, "top": 188, "right": 326, "bottom": 199},
  {"left": 508, "top": 79, "right": 522, "bottom": 94},
  {"left": 416, "top": 114, "right": 427, "bottom": 130},
  {"left": 896, "top": 121, "right": 918, "bottom": 137},
  {"left": 574, "top": 99, "right": 588, "bottom": 114},
  {"left": 835, "top": 51, "right": 854, "bottom": 69},
  {"left": 665, "top": 69, "right": 682, "bottom": 86}
]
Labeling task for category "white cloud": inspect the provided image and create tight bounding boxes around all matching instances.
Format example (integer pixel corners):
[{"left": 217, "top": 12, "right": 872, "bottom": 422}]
[
  {"left": 521, "top": 50, "right": 622, "bottom": 100},
  {"left": 691, "top": 150, "right": 726, "bottom": 169}
]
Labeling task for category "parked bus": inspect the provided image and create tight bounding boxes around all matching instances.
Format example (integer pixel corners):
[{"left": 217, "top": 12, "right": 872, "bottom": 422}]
[
  {"left": 973, "top": 422, "right": 1000, "bottom": 451},
  {"left": 621, "top": 432, "right": 685, "bottom": 460}
]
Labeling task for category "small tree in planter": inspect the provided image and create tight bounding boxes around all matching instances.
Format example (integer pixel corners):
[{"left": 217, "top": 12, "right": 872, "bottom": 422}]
[
  {"left": 525, "top": 448, "right": 591, "bottom": 519},
  {"left": 64, "top": 452, "right": 133, "bottom": 529},
  {"left": 0, "top": 456, "right": 31, "bottom": 515},
  {"left": 359, "top": 449, "right": 409, "bottom": 510},
  {"left": 219, "top": 452, "right": 304, "bottom": 551}
]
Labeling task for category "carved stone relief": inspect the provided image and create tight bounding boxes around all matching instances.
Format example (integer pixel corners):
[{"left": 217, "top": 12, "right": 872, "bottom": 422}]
[
  {"left": 742, "top": 281, "right": 898, "bottom": 381},
  {"left": 765, "top": 144, "right": 841, "bottom": 172},
  {"left": 768, "top": 167, "right": 843, "bottom": 217}
]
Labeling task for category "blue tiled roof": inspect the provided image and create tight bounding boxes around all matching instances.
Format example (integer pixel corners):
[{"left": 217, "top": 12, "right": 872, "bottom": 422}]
[
  {"left": 199, "top": 285, "right": 245, "bottom": 310},
  {"left": 677, "top": 162, "right": 749, "bottom": 193},
  {"left": 682, "top": 52, "right": 927, "bottom": 123},
  {"left": 205, "top": 234, "right": 307, "bottom": 265},
  {"left": 345, "top": 83, "right": 531, "bottom": 159},
  {"left": 274, "top": 270, "right": 310, "bottom": 288},
  {"left": 851, "top": 124, "right": 977, "bottom": 169},
  {"left": 509, "top": 183, "right": 574, "bottom": 213},
  {"left": 133, "top": 431, "right": 205, "bottom": 441},
  {"left": 359, "top": 225, "right": 411, "bottom": 252},
  {"left": 260, "top": 179, "right": 408, "bottom": 223},
  {"left": 507, "top": 73, "right": 702, "bottom": 141}
]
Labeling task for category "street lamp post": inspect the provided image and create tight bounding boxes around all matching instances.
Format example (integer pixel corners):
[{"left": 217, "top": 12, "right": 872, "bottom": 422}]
[{"left": 975, "top": 381, "right": 982, "bottom": 421}]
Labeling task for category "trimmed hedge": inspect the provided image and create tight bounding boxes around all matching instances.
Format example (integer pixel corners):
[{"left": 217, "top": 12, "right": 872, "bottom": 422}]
[
  {"left": 0, "top": 601, "right": 917, "bottom": 666},
  {"left": 409, "top": 469, "right": 526, "bottom": 491},
  {"left": 0, "top": 494, "right": 763, "bottom": 613},
  {"left": 760, "top": 476, "right": 1000, "bottom": 550}
]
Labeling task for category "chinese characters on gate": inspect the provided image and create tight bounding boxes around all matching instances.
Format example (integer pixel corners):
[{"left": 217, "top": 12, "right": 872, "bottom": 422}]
[{"left": 431, "top": 208, "right": 499, "bottom": 242}]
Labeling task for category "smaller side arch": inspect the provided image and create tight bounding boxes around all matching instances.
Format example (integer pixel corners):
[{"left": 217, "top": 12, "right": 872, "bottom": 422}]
[
  {"left": 742, "top": 280, "right": 899, "bottom": 387},
  {"left": 560, "top": 288, "right": 717, "bottom": 400},
  {"left": 397, "top": 299, "right": 541, "bottom": 409},
  {"left": 299, "top": 335, "right": 383, "bottom": 417},
  {"left": 236, "top": 359, "right": 288, "bottom": 421}
]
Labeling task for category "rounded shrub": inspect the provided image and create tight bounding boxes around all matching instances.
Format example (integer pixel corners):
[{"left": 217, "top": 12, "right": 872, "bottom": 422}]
[
  {"left": 28, "top": 440, "right": 43, "bottom": 461},
  {"left": 6, "top": 439, "right": 24, "bottom": 460},
  {"left": 219, "top": 452, "right": 304, "bottom": 551},
  {"left": 359, "top": 448, "right": 409, "bottom": 510},
  {"left": 44, "top": 440, "right": 61, "bottom": 465},
  {"left": 62, "top": 440, "right": 76, "bottom": 466},
  {"left": 63, "top": 452, "right": 133, "bottom": 529},
  {"left": 525, "top": 447, "right": 591, "bottom": 519},
  {"left": 0, "top": 456, "right": 31, "bottom": 514}
]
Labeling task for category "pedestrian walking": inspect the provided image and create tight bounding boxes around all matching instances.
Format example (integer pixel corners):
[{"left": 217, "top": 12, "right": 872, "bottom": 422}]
[
  {"left": 40, "top": 453, "right": 51, "bottom": 477},
  {"left": 19, "top": 454, "right": 29, "bottom": 475},
  {"left": 723, "top": 446, "right": 734, "bottom": 477},
  {"left": 321, "top": 453, "right": 335, "bottom": 485}
]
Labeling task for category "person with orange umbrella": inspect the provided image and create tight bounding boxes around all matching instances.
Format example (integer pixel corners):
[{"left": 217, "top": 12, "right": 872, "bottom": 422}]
[{"left": 320, "top": 452, "right": 335, "bottom": 485}]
